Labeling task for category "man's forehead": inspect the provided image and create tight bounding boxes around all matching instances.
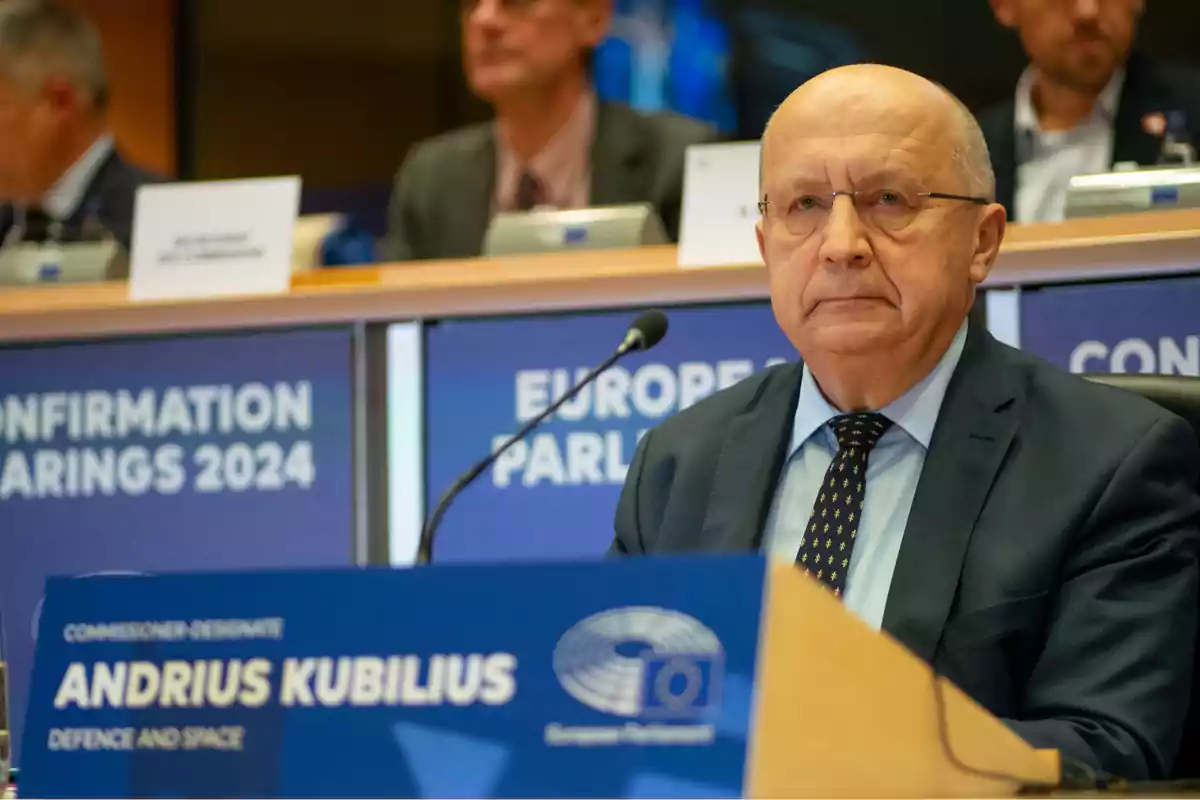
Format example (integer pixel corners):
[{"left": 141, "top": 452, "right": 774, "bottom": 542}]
[
  {"left": 769, "top": 96, "right": 941, "bottom": 146},
  {"left": 762, "top": 132, "right": 950, "bottom": 189},
  {"left": 767, "top": 74, "right": 954, "bottom": 143},
  {"left": 760, "top": 68, "right": 971, "bottom": 190}
]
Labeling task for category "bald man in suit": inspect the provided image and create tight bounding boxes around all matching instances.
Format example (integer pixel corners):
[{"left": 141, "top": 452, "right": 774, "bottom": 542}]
[{"left": 612, "top": 64, "right": 1200, "bottom": 781}]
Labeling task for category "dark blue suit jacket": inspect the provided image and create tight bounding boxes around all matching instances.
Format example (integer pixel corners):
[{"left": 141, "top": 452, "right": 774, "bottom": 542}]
[
  {"left": 0, "top": 148, "right": 163, "bottom": 253},
  {"left": 611, "top": 322, "right": 1200, "bottom": 780}
]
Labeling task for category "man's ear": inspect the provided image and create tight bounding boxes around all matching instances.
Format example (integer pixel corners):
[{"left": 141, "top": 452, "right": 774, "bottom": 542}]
[
  {"left": 41, "top": 76, "right": 89, "bottom": 120},
  {"left": 579, "top": 0, "right": 612, "bottom": 48},
  {"left": 969, "top": 203, "right": 1007, "bottom": 285},
  {"left": 989, "top": 0, "right": 1019, "bottom": 29}
]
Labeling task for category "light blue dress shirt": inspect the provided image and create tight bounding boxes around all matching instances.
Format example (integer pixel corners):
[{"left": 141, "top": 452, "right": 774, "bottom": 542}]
[{"left": 762, "top": 322, "right": 969, "bottom": 631}]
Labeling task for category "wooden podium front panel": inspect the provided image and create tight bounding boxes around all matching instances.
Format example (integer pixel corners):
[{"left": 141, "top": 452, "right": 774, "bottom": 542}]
[{"left": 745, "top": 561, "right": 1059, "bottom": 798}]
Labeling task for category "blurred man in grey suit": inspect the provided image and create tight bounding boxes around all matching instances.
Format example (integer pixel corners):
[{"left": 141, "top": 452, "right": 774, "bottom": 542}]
[
  {"left": 0, "top": 0, "right": 162, "bottom": 253},
  {"left": 383, "top": 0, "right": 719, "bottom": 261}
]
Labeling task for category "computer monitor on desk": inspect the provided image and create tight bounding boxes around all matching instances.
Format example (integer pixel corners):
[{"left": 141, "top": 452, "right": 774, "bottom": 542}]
[
  {"left": 482, "top": 202, "right": 668, "bottom": 256},
  {"left": 0, "top": 241, "right": 121, "bottom": 286},
  {"left": 1065, "top": 165, "right": 1200, "bottom": 219}
]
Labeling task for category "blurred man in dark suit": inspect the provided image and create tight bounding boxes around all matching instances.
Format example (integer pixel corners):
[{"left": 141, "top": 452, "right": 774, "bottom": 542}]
[
  {"left": 0, "top": 0, "right": 161, "bottom": 254},
  {"left": 980, "top": 0, "right": 1200, "bottom": 222},
  {"left": 611, "top": 63, "right": 1200, "bottom": 780},
  {"left": 383, "top": 0, "right": 719, "bottom": 261}
]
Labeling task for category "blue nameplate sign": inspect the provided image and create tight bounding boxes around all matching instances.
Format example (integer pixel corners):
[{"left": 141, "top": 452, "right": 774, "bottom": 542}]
[{"left": 21, "top": 556, "right": 765, "bottom": 798}]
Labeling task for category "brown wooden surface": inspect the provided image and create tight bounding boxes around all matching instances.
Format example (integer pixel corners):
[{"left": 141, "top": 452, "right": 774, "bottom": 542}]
[
  {"left": 0, "top": 210, "right": 1197, "bottom": 345},
  {"left": 748, "top": 561, "right": 1060, "bottom": 797}
]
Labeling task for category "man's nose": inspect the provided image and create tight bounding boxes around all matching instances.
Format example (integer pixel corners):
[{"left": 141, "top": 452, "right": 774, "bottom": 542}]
[
  {"left": 1071, "top": 0, "right": 1101, "bottom": 22},
  {"left": 818, "top": 195, "right": 872, "bottom": 269},
  {"left": 465, "top": 0, "right": 506, "bottom": 29}
]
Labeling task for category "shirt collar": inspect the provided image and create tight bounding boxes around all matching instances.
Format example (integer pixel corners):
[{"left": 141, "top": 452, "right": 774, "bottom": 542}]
[
  {"left": 40, "top": 134, "right": 115, "bottom": 220},
  {"left": 1014, "top": 66, "right": 1125, "bottom": 135},
  {"left": 788, "top": 320, "right": 970, "bottom": 457},
  {"left": 495, "top": 89, "right": 596, "bottom": 210}
]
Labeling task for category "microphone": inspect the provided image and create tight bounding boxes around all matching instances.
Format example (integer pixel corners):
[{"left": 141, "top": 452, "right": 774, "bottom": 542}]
[{"left": 414, "top": 309, "right": 670, "bottom": 564}]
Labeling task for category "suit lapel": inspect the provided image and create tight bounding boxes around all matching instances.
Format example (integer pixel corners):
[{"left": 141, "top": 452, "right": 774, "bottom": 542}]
[
  {"left": 881, "top": 326, "right": 1021, "bottom": 663},
  {"left": 63, "top": 149, "right": 120, "bottom": 231},
  {"left": 589, "top": 103, "right": 651, "bottom": 206},
  {"left": 700, "top": 364, "right": 804, "bottom": 552},
  {"left": 454, "top": 126, "right": 497, "bottom": 258},
  {"left": 1112, "top": 55, "right": 1172, "bottom": 167}
]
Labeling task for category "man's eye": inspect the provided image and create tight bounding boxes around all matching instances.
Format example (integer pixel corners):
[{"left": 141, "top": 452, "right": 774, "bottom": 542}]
[{"left": 794, "top": 195, "right": 821, "bottom": 210}]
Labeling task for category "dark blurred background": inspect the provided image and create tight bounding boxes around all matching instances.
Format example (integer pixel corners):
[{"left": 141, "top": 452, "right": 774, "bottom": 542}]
[{"left": 94, "top": 0, "right": 1200, "bottom": 237}]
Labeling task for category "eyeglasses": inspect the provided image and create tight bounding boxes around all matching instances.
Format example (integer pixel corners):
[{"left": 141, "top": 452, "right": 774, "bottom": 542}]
[{"left": 758, "top": 188, "right": 989, "bottom": 236}]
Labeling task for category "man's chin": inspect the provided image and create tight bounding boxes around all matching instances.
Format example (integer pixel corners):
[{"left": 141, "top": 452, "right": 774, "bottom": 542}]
[
  {"left": 1054, "top": 52, "right": 1119, "bottom": 94},
  {"left": 806, "top": 320, "right": 898, "bottom": 356},
  {"left": 468, "top": 68, "right": 531, "bottom": 103}
]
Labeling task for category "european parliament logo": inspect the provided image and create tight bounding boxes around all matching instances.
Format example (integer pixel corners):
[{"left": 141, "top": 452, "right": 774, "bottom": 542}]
[{"left": 545, "top": 606, "right": 724, "bottom": 748}]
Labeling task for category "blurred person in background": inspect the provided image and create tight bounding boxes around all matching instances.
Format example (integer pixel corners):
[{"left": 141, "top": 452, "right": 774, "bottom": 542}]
[
  {"left": 383, "top": 0, "right": 719, "bottom": 261},
  {"left": 980, "top": 0, "right": 1200, "bottom": 223},
  {"left": 0, "top": 0, "right": 160, "bottom": 253}
]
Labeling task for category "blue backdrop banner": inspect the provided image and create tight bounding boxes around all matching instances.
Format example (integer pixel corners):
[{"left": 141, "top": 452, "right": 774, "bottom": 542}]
[
  {"left": 0, "top": 327, "right": 355, "bottom": 764},
  {"left": 22, "top": 556, "right": 765, "bottom": 798},
  {"left": 422, "top": 304, "right": 795, "bottom": 563},
  {"left": 1019, "top": 275, "right": 1200, "bottom": 375}
]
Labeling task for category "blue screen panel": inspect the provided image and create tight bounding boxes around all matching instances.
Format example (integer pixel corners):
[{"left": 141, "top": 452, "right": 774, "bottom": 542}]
[{"left": 594, "top": 0, "right": 737, "bottom": 134}]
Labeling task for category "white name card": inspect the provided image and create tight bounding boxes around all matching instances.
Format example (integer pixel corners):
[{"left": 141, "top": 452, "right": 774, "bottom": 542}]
[
  {"left": 677, "top": 141, "right": 763, "bottom": 268},
  {"left": 129, "top": 176, "right": 302, "bottom": 301}
]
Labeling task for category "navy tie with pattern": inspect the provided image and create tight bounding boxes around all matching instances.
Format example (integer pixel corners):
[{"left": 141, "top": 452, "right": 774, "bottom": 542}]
[{"left": 795, "top": 412, "right": 893, "bottom": 598}]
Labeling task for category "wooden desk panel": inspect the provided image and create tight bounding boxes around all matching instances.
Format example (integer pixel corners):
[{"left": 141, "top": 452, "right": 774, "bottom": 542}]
[
  {"left": 1, "top": 210, "right": 1197, "bottom": 345},
  {"left": 994, "top": 208, "right": 1200, "bottom": 285}
]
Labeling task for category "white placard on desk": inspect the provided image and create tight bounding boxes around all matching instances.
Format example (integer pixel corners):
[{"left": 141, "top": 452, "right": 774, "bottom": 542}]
[
  {"left": 129, "top": 176, "right": 301, "bottom": 301},
  {"left": 677, "top": 141, "right": 763, "bottom": 268}
]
